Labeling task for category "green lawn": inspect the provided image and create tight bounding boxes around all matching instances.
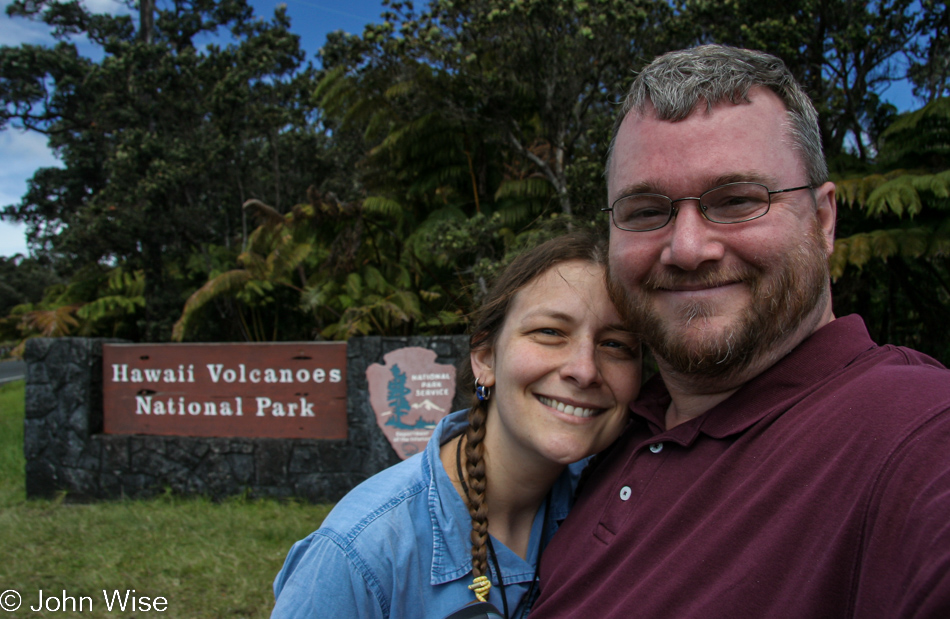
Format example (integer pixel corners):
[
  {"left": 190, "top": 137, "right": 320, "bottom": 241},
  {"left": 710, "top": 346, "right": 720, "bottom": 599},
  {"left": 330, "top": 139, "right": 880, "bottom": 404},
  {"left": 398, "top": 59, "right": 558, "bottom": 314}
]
[{"left": 0, "top": 380, "right": 333, "bottom": 618}]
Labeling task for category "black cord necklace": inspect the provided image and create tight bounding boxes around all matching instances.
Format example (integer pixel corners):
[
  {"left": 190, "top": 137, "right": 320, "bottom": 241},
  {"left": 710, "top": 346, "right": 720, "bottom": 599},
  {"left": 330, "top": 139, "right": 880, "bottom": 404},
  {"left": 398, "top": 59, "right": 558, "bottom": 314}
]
[{"left": 455, "top": 436, "right": 550, "bottom": 619}]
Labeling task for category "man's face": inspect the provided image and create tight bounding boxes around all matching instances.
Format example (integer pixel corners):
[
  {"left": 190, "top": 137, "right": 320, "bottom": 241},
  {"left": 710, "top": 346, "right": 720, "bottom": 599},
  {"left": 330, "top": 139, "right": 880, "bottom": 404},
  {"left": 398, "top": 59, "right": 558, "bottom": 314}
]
[{"left": 606, "top": 87, "right": 837, "bottom": 380}]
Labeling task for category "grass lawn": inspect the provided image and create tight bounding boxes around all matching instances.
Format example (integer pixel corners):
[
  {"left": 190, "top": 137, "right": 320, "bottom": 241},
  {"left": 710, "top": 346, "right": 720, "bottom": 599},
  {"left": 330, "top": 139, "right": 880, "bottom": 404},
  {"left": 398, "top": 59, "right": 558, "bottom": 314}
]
[{"left": 0, "top": 380, "right": 333, "bottom": 618}]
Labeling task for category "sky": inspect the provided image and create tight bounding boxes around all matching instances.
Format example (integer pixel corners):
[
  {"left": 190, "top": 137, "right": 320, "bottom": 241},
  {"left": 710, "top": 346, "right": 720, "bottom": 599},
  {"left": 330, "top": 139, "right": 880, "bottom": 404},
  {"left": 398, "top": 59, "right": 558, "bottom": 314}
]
[{"left": 0, "top": 0, "right": 922, "bottom": 258}]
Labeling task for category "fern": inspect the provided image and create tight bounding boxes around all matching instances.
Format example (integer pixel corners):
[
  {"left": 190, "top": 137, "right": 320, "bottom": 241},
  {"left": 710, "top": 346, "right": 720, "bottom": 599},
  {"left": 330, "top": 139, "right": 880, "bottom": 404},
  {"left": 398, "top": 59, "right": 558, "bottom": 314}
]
[
  {"left": 172, "top": 270, "right": 253, "bottom": 341},
  {"left": 363, "top": 196, "right": 405, "bottom": 218},
  {"left": 830, "top": 227, "right": 934, "bottom": 279}
]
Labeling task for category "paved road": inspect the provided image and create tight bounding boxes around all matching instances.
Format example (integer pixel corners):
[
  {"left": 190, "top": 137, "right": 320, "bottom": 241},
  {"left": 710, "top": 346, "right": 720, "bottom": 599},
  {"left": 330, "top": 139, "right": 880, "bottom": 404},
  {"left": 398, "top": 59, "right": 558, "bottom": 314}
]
[{"left": 0, "top": 360, "right": 26, "bottom": 384}]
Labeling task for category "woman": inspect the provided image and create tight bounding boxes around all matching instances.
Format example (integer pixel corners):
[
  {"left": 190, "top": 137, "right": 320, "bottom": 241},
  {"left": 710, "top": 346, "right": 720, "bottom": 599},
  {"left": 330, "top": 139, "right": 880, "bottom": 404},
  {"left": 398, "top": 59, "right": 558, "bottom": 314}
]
[{"left": 272, "top": 231, "right": 642, "bottom": 618}]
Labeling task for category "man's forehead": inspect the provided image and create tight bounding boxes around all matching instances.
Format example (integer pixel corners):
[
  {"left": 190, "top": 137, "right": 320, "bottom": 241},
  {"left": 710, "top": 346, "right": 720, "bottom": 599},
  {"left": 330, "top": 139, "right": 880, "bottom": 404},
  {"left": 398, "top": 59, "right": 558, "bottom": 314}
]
[
  {"left": 608, "top": 89, "right": 792, "bottom": 185},
  {"left": 610, "top": 171, "right": 779, "bottom": 200}
]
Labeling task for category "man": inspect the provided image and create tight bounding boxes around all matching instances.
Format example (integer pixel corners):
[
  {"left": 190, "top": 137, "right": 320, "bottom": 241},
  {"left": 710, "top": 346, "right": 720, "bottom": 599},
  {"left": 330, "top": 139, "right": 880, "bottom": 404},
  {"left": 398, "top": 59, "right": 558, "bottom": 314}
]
[{"left": 530, "top": 45, "right": 950, "bottom": 618}]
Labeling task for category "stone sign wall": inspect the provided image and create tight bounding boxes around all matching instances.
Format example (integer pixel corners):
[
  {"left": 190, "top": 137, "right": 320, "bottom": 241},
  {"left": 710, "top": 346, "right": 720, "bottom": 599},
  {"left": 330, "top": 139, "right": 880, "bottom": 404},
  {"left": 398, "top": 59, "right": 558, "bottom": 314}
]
[{"left": 23, "top": 335, "right": 470, "bottom": 502}]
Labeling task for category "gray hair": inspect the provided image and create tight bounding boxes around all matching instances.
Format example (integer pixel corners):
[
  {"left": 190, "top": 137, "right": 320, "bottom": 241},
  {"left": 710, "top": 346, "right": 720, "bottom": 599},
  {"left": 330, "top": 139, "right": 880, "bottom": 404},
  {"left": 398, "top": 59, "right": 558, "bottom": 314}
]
[{"left": 607, "top": 45, "right": 827, "bottom": 187}]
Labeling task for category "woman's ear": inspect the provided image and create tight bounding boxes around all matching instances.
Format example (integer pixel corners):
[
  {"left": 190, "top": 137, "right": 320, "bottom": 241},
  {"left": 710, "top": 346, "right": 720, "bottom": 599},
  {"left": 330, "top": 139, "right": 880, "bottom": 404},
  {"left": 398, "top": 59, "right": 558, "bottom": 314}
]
[{"left": 470, "top": 345, "right": 495, "bottom": 387}]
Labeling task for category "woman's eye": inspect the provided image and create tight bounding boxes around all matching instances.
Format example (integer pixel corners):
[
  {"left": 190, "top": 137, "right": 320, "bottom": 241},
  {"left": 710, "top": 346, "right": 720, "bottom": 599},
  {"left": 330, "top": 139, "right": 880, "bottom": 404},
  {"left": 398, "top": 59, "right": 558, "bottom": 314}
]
[
  {"left": 536, "top": 328, "right": 559, "bottom": 337},
  {"left": 601, "top": 339, "right": 638, "bottom": 357}
]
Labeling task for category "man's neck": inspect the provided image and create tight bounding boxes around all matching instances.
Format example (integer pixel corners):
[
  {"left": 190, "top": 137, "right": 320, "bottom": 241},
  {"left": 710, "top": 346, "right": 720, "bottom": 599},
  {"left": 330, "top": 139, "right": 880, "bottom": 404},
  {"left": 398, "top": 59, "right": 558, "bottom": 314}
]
[{"left": 660, "top": 309, "right": 836, "bottom": 430}]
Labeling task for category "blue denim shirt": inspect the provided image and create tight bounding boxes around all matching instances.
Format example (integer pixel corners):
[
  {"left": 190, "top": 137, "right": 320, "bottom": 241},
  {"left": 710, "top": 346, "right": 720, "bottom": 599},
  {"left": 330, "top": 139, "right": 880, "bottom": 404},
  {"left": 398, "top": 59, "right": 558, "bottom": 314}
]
[{"left": 271, "top": 410, "right": 579, "bottom": 619}]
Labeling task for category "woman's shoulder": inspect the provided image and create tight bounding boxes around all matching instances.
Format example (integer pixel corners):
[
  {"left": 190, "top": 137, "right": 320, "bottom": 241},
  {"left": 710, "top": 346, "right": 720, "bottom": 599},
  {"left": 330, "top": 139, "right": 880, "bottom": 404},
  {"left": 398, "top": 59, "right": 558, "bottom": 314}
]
[
  {"left": 319, "top": 453, "right": 432, "bottom": 544},
  {"left": 317, "top": 409, "right": 468, "bottom": 545},
  {"left": 272, "top": 454, "right": 435, "bottom": 607}
]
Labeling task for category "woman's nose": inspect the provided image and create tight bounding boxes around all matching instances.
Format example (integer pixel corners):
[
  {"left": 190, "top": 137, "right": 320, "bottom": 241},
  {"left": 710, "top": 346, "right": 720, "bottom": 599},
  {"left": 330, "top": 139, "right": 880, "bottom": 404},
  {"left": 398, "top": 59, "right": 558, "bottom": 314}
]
[{"left": 560, "top": 341, "right": 601, "bottom": 388}]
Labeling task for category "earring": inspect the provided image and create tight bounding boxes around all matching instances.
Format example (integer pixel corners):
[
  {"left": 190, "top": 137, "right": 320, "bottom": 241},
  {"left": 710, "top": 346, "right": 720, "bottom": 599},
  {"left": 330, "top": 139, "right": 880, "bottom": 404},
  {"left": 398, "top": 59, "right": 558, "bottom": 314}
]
[{"left": 474, "top": 377, "right": 491, "bottom": 402}]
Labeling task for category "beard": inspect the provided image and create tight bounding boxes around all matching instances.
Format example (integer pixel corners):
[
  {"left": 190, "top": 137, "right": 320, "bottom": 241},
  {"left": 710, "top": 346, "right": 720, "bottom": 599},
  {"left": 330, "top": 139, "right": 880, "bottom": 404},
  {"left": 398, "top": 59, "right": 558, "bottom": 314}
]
[{"left": 608, "top": 223, "right": 830, "bottom": 380}]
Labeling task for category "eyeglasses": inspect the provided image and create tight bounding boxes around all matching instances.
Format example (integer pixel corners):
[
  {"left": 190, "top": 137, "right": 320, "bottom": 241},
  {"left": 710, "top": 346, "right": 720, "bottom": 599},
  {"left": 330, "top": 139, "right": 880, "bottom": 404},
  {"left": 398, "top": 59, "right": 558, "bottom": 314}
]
[{"left": 602, "top": 182, "right": 813, "bottom": 232}]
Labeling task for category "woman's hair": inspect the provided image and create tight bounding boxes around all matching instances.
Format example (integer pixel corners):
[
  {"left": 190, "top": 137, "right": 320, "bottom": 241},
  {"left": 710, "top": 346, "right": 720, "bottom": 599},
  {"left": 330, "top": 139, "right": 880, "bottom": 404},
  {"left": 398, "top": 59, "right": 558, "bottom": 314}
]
[{"left": 459, "top": 229, "right": 608, "bottom": 578}]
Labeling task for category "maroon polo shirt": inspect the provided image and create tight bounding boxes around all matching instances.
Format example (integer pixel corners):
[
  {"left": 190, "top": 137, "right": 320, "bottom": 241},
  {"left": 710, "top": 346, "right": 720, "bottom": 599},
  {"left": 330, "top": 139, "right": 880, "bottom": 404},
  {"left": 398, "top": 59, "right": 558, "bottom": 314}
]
[{"left": 532, "top": 315, "right": 950, "bottom": 618}]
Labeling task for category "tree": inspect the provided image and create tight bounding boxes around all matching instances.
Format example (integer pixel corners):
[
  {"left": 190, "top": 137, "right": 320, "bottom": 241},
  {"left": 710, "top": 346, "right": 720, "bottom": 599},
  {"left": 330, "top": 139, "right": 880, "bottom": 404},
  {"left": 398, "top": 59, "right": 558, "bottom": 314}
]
[
  {"left": 1, "top": 0, "right": 323, "bottom": 340},
  {"left": 907, "top": 0, "right": 950, "bottom": 103},
  {"left": 317, "top": 0, "right": 681, "bottom": 223},
  {"left": 0, "top": 263, "right": 145, "bottom": 356},
  {"left": 683, "top": 0, "right": 920, "bottom": 163},
  {"left": 831, "top": 97, "right": 950, "bottom": 362},
  {"left": 0, "top": 254, "right": 62, "bottom": 317},
  {"left": 385, "top": 364, "right": 412, "bottom": 427}
]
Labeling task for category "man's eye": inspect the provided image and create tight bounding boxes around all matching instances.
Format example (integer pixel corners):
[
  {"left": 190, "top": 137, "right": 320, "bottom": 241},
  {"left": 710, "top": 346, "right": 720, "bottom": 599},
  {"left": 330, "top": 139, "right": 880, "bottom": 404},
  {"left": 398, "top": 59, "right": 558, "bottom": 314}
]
[
  {"left": 629, "top": 207, "right": 666, "bottom": 219},
  {"left": 720, "top": 195, "right": 755, "bottom": 206}
]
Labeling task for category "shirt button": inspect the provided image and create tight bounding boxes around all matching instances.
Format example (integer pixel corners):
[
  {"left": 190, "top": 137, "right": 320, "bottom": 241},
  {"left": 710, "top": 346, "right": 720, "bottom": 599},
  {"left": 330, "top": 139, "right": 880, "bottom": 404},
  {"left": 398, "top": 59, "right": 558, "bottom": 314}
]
[
  {"left": 619, "top": 486, "right": 632, "bottom": 501},
  {"left": 649, "top": 443, "right": 663, "bottom": 454}
]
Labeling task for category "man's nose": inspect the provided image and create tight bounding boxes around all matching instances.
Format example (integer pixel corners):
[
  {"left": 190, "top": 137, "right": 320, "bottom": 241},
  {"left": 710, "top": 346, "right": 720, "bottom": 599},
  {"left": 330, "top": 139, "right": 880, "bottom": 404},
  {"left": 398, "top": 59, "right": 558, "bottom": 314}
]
[{"left": 659, "top": 199, "right": 726, "bottom": 271}]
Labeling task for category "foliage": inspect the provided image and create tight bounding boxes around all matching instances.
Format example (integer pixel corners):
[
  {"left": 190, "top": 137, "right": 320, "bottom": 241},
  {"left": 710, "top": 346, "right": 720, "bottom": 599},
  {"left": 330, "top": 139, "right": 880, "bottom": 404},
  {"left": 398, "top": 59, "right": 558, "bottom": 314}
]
[
  {"left": 173, "top": 199, "right": 313, "bottom": 342},
  {"left": 831, "top": 98, "right": 950, "bottom": 362},
  {"left": 317, "top": 0, "right": 681, "bottom": 224},
  {"left": 0, "top": 264, "right": 144, "bottom": 356},
  {"left": 1, "top": 0, "right": 324, "bottom": 341},
  {"left": 3, "top": 0, "right": 950, "bottom": 361},
  {"left": 0, "top": 379, "right": 333, "bottom": 616},
  {"left": 906, "top": 0, "right": 950, "bottom": 103},
  {"left": 175, "top": 187, "right": 471, "bottom": 341},
  {"left": 0, "top": 254, "right": 62, "bottom": 317},
  {"left": 683, "top": 0, "right": 920, "bottom": 161}
]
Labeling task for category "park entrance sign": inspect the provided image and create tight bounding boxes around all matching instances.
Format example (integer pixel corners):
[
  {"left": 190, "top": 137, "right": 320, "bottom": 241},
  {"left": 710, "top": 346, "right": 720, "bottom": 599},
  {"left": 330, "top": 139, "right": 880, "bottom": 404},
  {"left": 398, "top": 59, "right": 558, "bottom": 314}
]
[
  {"left": 25, "top": 336, "right": 469, "bottom": 501},
  {"left": 102, "top": 342, "right": 347, "bottom": 439}
]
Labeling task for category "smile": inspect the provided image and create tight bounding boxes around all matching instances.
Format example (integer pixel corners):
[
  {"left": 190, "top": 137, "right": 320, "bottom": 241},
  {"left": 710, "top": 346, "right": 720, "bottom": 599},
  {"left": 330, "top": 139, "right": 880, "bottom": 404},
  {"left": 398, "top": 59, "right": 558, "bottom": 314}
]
[{"left": 538, "top": 396, "right": 601, "bottom": 418}]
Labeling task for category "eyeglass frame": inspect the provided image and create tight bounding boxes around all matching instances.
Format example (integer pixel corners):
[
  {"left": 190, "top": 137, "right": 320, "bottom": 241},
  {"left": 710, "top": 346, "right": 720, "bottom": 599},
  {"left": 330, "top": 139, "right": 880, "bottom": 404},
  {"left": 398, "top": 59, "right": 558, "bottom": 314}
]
[{"left": 602, "top": 182, "right": 814, "bottom": 232}]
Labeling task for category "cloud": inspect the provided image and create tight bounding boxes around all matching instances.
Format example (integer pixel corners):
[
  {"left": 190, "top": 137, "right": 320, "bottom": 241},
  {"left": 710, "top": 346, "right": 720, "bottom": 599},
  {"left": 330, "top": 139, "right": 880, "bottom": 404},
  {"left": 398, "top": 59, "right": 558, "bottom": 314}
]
[
  {"left": 0, "top": 1, "right": 54, "bottom": 46},
  {"left": 0, "top": 131, "right": 61, "bottom": 258},
  {"left": 0, "top": 222, "right": 27, "bottom": 258},
  {"left": 0, "top": 0, "right": 130, "bottom": 56},
  {"left": 0, "top": 130, "right": 61, "bottom": 203}
]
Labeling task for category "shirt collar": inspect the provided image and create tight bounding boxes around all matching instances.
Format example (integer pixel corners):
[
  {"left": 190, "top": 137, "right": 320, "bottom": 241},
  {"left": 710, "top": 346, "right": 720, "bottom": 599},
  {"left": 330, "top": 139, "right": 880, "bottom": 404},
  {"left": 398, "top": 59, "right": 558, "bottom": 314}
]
[
  {"left": 631, "top": 315, "right": 877, "bottom": 441},
  {"left": 425, "top": 410, "right": 476, "bottom": 585}
]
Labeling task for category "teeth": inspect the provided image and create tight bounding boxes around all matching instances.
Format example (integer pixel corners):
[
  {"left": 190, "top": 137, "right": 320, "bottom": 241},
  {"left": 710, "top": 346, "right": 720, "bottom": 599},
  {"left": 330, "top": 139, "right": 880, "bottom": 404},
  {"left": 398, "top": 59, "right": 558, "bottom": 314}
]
[{"left": 539, "top": 396, "right": 598, "bottom": 418}]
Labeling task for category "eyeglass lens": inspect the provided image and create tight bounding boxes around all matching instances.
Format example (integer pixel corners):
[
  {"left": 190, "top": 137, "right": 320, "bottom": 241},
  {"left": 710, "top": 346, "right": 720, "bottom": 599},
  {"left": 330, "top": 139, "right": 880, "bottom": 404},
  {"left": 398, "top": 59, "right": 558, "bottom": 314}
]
[{"left": 612, "top": 182, "right": 771, "bottom": 231}]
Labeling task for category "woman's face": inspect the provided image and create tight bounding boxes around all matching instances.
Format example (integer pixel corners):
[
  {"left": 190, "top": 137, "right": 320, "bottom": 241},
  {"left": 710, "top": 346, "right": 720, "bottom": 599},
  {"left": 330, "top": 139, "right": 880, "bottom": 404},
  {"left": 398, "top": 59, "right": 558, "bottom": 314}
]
[{"left": 472, "top": 260, "right": 642, "bottom": 467}]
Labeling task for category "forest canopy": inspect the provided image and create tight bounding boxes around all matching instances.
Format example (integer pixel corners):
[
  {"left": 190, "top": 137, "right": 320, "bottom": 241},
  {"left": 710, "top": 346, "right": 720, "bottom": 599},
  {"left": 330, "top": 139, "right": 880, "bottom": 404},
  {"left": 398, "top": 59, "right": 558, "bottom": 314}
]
[{"left": 1, "top": 0, "right": 948, "bottom": 362}]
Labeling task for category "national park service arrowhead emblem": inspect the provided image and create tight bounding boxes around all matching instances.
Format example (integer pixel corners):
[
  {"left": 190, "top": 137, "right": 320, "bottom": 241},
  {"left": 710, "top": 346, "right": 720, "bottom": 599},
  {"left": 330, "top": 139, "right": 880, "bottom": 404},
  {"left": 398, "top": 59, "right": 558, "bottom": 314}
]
[{"left": 366, "top": 347, "right": 457, "bottom": 459}]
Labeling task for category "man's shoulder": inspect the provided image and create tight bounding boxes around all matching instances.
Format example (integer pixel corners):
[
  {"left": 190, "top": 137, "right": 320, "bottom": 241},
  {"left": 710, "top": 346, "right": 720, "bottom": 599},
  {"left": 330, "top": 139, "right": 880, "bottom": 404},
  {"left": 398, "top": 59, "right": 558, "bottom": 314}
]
[
  {"left": 834, "top": 341, "right": 950, "bottom": 405},
  {"left": 797, "top": 340, "right": 950, "bottom": 453}
]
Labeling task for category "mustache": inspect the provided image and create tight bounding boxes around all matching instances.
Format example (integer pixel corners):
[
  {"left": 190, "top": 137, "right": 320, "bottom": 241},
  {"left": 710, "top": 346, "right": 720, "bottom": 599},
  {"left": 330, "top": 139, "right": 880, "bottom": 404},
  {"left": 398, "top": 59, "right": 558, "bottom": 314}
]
[{"left": 640, "top": 265, "right": 759, "bottom": 291}]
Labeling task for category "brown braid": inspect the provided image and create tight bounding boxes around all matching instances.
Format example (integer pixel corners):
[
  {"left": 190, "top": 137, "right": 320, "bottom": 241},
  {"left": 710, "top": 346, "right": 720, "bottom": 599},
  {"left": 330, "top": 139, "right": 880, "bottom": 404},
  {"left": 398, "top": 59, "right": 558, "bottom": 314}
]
[
  {"left": 456, "top": 230, "right": 610, "bottom": 583},
  {"left": 464, "top": 396, "right": 491, "bottom": 577}
]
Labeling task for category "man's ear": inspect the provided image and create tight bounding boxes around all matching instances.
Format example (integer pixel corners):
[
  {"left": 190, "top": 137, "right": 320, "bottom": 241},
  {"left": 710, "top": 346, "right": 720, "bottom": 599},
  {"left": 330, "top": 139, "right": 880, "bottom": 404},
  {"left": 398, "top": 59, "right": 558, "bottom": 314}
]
[
  {"left": 470, "top": 345, "right": 495, "bottom": 387},
  {"left": 814, "top": 181, "right": 837, "bottom": 256}
]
